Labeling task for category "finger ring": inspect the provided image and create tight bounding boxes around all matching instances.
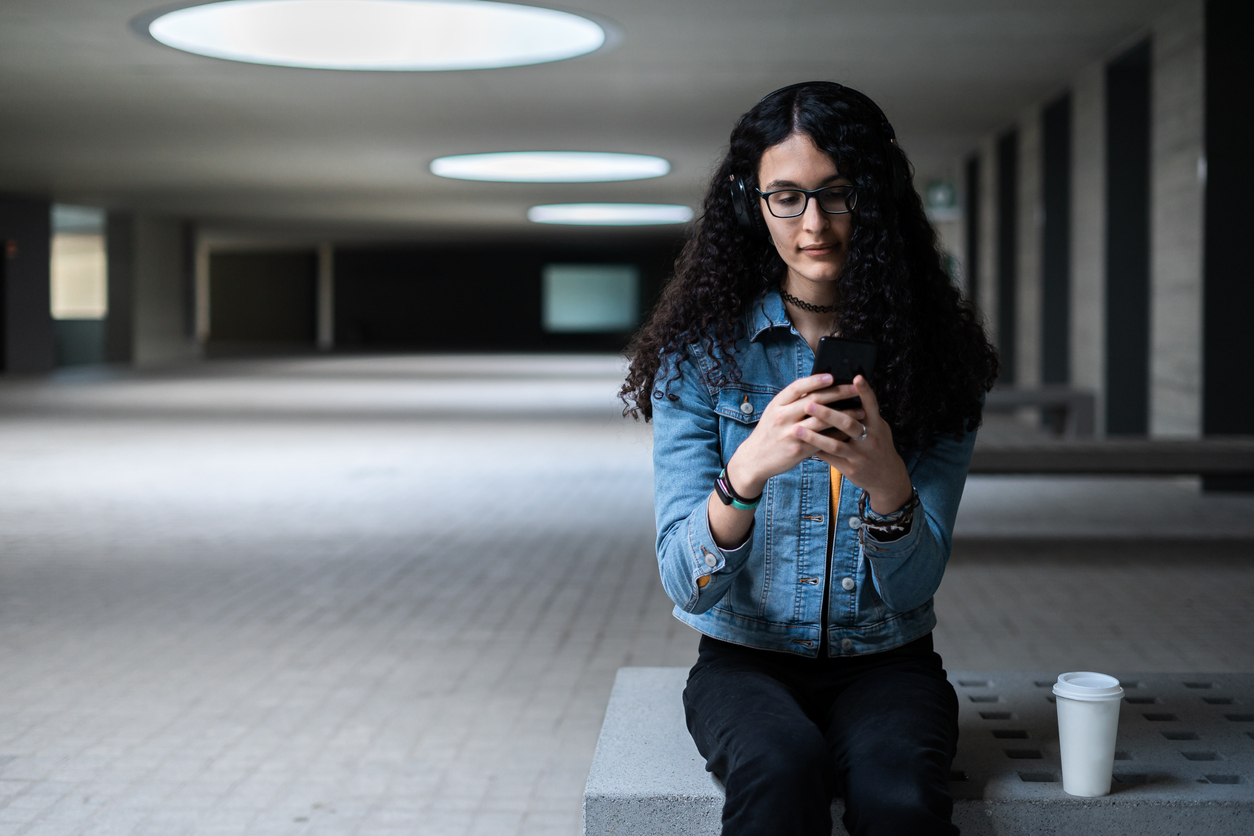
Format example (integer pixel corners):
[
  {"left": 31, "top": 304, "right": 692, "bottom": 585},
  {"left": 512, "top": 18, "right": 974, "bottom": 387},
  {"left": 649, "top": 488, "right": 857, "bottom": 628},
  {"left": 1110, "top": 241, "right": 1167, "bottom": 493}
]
[{"left": 857, "top": 423, "right": 868, "bottom": 441}]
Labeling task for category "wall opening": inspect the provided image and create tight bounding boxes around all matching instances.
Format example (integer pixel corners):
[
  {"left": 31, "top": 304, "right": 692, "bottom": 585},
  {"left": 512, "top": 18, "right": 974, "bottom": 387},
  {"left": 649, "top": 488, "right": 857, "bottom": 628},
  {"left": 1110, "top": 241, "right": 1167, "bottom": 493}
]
[
  {"left": 1105, "top": 40, "right": 1152, "bottom": 435},
  {"left": 1041, "top": 93, "right": 1072, "bottom": 386},
  {"left": 50, "top": 205, "right": 107, "bottom": 366},
  {"left": 208, "top": 250, "right": 317, "bottom": 352}
]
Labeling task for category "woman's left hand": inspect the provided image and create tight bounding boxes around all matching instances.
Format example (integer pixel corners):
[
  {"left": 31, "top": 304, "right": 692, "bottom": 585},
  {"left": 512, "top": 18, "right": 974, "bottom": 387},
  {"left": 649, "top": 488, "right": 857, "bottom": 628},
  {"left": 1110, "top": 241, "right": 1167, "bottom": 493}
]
[{"left": 795, "top": 375, "right": 914, "bottom": 515}]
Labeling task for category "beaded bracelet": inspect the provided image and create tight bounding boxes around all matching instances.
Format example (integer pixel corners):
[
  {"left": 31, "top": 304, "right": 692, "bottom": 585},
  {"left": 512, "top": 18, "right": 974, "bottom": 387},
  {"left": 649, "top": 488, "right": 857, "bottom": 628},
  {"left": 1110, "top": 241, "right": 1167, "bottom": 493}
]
[
  {"left": 714, "top": 468, "right": 762, "bottom": 511},
  {"left": 857, "top": 488, "right": 919, "bottom": 541}
]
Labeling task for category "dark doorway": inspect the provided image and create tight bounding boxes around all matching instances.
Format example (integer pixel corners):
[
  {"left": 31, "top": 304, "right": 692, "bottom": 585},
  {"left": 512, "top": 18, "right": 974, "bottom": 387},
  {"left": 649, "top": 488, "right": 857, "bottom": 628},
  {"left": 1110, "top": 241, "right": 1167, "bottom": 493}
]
[
  {"left": 332, "top": 238, "right": 680, "bottom": 353},
  {"left": 996, "top": 130, "right": 1018, "bottom": 385},
  {"left": 1041, "top": 94, "right": 1072, "bottom": 385},
  {"left": 1203, "top": 0, "right": 1254, "bottom": 489},
  {"left": 1104, "top": 40, "right": 1152, "bottom": 435},
  {"left": 209, "top": 251, "right": 317, "bottom": 351}
]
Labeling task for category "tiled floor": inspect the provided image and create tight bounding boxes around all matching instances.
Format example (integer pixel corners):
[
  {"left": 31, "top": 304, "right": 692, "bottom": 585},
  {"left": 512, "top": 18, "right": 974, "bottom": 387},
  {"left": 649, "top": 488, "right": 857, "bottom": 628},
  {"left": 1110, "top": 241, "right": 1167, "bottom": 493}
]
[{"left": 0, "top": 356, "right": 1250, "bottom": 835}]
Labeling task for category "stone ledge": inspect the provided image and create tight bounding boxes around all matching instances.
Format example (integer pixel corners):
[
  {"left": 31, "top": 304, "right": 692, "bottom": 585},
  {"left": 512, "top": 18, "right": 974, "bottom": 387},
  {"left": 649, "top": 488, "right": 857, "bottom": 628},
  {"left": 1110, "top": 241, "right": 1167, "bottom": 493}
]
[
  {"left": 969, "top": 438, "right": 1254, "bottom": 475},
  {"left": 584, "top": 667, "right": 1254, "bottom": 836}
]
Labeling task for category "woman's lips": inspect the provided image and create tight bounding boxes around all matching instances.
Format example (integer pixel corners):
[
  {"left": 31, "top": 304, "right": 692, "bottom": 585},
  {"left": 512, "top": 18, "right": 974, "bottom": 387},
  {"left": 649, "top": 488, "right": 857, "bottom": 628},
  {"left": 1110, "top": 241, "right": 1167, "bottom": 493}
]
[{"left": 801, "top": 244, "right": 838, "bottom": 256}]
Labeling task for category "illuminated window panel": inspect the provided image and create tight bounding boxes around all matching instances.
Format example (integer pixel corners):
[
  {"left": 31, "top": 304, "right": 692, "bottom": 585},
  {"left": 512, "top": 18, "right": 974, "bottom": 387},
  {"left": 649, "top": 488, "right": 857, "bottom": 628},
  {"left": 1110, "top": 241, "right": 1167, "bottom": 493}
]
[{"left": 542, "top": 264, "right": 638, "bottom": 333}]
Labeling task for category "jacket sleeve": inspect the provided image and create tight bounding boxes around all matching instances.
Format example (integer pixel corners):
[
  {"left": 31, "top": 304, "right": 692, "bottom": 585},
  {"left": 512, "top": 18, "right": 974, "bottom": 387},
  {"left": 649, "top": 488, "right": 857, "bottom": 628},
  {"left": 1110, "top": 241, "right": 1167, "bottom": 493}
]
[
  {"left": 651, "top": 353, "right": 755, "bottom": 614},
  {"left": 859, "top": 427, "right": 977, "bottom": 613}
]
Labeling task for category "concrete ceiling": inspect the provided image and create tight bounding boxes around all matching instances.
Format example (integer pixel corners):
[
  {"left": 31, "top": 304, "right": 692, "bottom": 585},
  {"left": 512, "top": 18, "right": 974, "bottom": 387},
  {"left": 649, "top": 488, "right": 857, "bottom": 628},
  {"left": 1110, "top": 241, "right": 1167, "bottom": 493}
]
[{"left": 0, "top": 0, "right": 1176, "bottom": 241}]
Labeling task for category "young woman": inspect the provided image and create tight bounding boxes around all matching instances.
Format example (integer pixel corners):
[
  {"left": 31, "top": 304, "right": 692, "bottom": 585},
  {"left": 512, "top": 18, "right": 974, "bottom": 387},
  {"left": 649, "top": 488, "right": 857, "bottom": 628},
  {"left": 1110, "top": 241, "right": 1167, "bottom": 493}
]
[{"left": 621, "top": 82, "right": 999, "bottom": 836}]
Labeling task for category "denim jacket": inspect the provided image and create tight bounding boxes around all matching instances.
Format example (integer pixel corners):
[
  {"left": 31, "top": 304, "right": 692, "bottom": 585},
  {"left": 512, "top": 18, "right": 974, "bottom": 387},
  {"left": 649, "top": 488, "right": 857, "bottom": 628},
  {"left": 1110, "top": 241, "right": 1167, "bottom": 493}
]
[{"left": 651, "top": 290, "right": 977, "bottom": 658}]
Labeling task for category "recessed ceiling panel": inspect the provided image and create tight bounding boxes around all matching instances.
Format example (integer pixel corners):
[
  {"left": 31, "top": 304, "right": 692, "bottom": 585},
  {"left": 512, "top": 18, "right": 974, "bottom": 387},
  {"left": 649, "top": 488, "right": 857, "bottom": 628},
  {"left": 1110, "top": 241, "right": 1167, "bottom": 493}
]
[
  {"left": 430, "top": 152, "right": 669, "bottom": 182},
  {"left": 147, "top": 0, "right": 607, "bottom": 70},
  {"left": 528, "top": 204, "right": 694, "bottom": 225}
]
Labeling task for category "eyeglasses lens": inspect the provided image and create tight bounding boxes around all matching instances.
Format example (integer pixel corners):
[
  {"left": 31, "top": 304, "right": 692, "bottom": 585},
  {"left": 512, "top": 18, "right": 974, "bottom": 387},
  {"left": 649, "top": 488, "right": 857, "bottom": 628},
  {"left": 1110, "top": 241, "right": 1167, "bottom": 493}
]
[
  {"left": 765, "top": 187, "right": 854, "bottom": 218},
  {"left": 817, "top": 187, "right": 854, "bottom": 213},
  {"left": 765, "top": 192, "right": 804, "bottom": 216}
]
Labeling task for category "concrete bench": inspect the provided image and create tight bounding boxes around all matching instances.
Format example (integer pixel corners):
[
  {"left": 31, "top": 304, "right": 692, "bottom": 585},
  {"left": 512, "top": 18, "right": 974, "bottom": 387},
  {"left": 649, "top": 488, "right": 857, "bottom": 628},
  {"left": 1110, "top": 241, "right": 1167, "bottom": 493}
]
[
  {"left": 985, "top": 387, "right": 1097, "bottom": 438},
  {"left": 584, "top": 667, "right": 1254, "bottom": 835},
  {"left": 968, "top": 437, "right": 1254, "bottom": 477}
]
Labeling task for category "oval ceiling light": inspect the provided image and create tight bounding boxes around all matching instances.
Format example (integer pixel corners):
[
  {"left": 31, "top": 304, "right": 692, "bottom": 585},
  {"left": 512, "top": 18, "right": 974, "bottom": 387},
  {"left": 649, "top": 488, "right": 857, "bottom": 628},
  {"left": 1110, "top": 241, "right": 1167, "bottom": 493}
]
[
  {"left": 528, "top": 204, "right": 694, "bottom": 226},
  {"left": 431, "top": 152, "right": 670, "bottom": 183},
  {"left": 146, "top": 0, "right": 607, "bottom": 70}
]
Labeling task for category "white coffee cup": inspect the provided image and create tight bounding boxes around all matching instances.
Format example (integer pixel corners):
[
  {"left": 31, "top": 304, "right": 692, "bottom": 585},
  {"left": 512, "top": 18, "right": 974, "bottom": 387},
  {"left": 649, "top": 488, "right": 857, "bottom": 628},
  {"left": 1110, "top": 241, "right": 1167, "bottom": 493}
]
[{"left": 1053, "top": 672, "right": 1124, "bottom": 797}]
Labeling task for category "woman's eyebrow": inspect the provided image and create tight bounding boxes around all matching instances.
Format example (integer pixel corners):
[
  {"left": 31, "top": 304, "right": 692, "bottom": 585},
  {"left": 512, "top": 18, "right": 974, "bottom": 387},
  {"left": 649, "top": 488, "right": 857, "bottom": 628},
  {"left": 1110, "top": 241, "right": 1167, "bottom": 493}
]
[{"left": 762, "top": 173, "right": 850, "bottom": 190}]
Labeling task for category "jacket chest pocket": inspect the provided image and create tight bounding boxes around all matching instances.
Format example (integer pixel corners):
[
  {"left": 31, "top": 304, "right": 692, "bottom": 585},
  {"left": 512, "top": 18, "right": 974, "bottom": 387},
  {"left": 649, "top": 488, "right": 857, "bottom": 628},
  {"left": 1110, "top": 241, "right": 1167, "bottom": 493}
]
[
  {"left": 714, "top": 386, "right": 776, "bottom": 465},
  {"left": 712, "top": 385, "right": 781, "bottom": 620}
]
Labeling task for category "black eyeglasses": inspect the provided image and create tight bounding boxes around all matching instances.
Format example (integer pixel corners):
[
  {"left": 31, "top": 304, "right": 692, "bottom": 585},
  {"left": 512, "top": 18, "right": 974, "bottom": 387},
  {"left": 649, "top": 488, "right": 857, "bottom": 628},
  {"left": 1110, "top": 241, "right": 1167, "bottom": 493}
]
[{"left": 756, "top": 185, "right": 857, "bottom": 218}]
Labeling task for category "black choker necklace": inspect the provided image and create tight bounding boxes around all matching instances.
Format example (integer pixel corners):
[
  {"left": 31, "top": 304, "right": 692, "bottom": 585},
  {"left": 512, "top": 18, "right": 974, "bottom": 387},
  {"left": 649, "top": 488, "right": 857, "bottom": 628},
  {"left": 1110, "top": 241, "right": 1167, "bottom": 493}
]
[{"left": 780, "top": 289, "right": 838, "bottom": 314}]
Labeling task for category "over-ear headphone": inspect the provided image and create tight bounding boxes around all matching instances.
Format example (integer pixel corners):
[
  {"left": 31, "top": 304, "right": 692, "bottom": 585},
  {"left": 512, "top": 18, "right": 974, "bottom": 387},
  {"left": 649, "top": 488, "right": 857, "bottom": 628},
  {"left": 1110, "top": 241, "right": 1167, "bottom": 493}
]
[
  {"left": 729, "top": 174, "right": 768, "bottom": 238},
  {"left": 729, "top": 81, "right": 904, "bottom": 238}
]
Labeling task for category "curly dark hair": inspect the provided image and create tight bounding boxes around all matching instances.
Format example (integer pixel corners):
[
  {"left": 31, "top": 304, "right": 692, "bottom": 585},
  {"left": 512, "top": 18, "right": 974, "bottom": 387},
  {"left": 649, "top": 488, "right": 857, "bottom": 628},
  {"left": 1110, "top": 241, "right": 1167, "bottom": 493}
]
[{"left": 620, "top": 82, "right": 999, "bottom": 452}]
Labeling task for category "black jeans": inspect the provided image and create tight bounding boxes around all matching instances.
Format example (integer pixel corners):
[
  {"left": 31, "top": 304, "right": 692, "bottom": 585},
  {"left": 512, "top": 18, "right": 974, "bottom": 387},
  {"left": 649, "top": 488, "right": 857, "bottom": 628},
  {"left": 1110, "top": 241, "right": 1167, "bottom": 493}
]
[{"left": 683, "top": 633, "right": 960, "bottom": 836}]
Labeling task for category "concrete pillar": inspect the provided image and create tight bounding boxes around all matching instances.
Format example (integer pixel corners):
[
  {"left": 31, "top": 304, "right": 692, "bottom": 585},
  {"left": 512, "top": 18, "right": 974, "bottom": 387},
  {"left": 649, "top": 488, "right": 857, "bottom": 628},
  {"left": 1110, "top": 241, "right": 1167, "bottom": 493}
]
[
  {"left": 1016, "top": 110, "right": 1044, "bottom": 390},
  {"left": 1070, "top": 62, "right": 1107, "bottom": 434},
  {"left": 976, "top": 139, "right": 999, "bottom": 346},
  {"left": 317, "top": 242, "right": 334, "bottom": 352},
  {"left": 194, "top": 236, "right": 211, "bottom": 345},
  {"left": 1149, "top": 0, "right": 1205, "bottom": 439},
  {"left": 0, "top": 195, "right": 55, "bottom": 373},
  {"left": 105, "top": 212, "right": 196, "bottom": 366}
]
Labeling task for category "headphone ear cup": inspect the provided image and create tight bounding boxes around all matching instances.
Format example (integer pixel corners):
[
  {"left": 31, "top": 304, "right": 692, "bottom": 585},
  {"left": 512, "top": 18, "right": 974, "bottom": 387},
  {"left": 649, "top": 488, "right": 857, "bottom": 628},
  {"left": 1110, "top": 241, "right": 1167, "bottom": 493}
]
[{"left": 729, "top": 177, "right": 767, "bottom": 238}]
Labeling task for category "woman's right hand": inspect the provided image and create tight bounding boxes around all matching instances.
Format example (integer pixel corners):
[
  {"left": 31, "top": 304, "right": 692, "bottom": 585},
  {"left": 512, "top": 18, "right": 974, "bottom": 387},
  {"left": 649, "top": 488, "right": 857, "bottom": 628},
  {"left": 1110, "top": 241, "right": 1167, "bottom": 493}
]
[{"left": 724, "top": 373, "right": 862, "bottom": 497}]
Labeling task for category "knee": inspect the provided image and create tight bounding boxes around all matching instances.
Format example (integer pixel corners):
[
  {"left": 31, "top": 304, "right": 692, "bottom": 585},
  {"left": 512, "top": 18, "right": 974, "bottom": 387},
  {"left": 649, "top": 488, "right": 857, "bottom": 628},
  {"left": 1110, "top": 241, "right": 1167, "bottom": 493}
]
[
  {"left": 721, "top": 733, "right": 835, "bottom": 836},
  {"left": 845, "top": 778, "right": 955, "bottom": 836},
  {"left": 729, "top": 730, "right": 831, "bottom": 794}
]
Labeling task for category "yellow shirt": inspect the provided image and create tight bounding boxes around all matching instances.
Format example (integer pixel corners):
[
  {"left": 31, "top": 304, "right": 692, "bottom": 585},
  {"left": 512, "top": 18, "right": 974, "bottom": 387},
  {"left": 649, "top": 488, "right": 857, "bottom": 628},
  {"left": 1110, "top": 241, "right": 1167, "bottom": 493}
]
[{"left": 831, "top": 465, "right": 842, "bottom": 513}]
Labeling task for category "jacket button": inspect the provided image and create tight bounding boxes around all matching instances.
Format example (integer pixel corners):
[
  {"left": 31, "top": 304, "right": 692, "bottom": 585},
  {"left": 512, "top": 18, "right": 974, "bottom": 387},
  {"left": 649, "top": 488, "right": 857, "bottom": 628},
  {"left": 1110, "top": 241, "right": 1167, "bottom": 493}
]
[
  {"left": 704, "top": 553, "right": 718, "bottom": 568},
  {"left": 739, "top": 401, "right": 754, "bottom": 415},
  {"left": 848, "top": 516, "right": 862, "bottom": 529},
  {"left": 841, "top": 638, "right": 854, "bottom": 651},
  {"left": 841, "top": 577, "right": 855, "bottom": 591}
]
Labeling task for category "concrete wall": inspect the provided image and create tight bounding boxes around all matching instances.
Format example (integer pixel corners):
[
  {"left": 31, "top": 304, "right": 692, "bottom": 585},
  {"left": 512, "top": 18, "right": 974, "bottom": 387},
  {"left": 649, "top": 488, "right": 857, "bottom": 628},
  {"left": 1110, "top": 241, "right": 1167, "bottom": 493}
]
[
  {"left": 1149, "top": 0, "right": 1205, "bottom": 438},
  {"left": 959, "top": 0, "right": 1205, "bottom": 438}
]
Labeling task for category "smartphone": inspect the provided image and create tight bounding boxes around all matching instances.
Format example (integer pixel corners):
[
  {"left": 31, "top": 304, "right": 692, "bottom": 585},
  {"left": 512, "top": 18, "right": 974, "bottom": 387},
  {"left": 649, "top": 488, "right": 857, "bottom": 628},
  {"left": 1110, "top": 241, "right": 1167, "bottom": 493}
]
[{"left": 810, "top": 336, "right": 877, "bottom": 413}]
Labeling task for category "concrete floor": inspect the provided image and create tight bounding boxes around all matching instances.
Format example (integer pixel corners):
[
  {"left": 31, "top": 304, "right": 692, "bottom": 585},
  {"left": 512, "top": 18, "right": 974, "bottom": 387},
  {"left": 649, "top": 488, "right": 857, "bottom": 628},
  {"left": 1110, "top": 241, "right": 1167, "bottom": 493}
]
[{"left": 0, "top": 355, "right": 1250, "bottom": 836}]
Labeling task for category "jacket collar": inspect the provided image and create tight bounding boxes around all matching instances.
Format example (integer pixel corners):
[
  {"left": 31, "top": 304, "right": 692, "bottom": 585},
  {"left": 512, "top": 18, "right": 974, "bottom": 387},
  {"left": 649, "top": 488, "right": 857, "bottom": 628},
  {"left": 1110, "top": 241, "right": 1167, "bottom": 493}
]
[{"left": 747, "top": 289, "right": 794, "bottom": 342}]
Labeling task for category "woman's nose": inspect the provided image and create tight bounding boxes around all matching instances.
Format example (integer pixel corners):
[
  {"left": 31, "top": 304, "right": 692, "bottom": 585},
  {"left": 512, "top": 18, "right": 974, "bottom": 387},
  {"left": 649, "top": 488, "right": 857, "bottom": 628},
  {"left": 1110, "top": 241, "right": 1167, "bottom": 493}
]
[{"left": 801, "top": 196, "right": 829, "bottom": 232}]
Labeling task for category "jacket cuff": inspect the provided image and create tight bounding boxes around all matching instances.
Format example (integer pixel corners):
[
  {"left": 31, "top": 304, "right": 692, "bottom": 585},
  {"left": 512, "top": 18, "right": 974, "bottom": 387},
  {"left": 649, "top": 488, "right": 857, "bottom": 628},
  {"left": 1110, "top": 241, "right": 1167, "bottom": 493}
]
[{"left": 686, "top": 503, "right": 754, "bottom": 589}]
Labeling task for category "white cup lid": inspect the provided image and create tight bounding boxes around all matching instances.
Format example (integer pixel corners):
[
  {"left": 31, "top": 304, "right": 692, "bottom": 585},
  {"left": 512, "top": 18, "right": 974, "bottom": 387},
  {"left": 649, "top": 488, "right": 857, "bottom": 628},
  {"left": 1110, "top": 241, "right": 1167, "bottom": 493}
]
[{"left": 1053, "top": 671, "right": 1124, "bottom": 702}]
